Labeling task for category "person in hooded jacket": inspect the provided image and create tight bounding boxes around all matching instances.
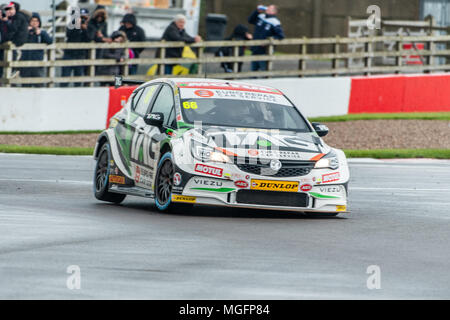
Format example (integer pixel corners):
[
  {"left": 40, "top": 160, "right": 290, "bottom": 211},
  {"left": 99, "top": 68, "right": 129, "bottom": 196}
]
[
  {"left": 20, "top": 12, "right": 52, "bottom": 87},
  {"left": 4, "top": 2, "right": 28, "bottom": 47},
  {"left": 215, "top": 24, "right": 252, "bottom": 73},
  {"left": 61, "top": 8, "right": 90, "bottom": 87},
  {"left": 119, "top": 13, "right": 145, "bottom": 75},
  {"left": 97, "top": 31, "right": 127, "bottom": 82},
  {"left": 0, "top": 3, "right": 16, "bottom": 78},
  {"left": 87, "top": 5, "right": 110, "bottom": 43}
]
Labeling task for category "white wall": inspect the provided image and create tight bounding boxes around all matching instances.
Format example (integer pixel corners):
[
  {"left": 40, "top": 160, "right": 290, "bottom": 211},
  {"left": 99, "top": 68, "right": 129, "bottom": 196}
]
[
  {"left": 247, "top": 77, "right": 351, "bottom": 117},
  {"left": 0, "top": 88, "right": 109, "bottom": 132}
]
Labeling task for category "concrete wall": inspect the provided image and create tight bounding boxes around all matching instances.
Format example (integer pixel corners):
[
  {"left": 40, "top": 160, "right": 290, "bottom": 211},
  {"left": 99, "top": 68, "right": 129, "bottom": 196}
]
[{"left": 0, "top": 88, "right": 109, "bottom": 132}]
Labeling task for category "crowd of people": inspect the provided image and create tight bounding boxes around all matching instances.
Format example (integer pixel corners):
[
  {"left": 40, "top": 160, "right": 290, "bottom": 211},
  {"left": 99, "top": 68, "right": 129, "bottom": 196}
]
[{"left": 0, "top": 2, "right": 284, "bottom": 86}]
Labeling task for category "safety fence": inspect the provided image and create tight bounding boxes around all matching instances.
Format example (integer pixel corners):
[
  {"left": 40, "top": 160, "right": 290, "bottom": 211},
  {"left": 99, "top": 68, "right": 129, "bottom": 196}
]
[{"left": 1, "top": 34, "right": 450, "bottom": 87}]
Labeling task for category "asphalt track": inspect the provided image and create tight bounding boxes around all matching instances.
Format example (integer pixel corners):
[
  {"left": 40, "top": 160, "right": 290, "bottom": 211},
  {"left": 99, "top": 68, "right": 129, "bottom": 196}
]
[{"left": 0, "top": 153, "right": 449, "bottom": 299}]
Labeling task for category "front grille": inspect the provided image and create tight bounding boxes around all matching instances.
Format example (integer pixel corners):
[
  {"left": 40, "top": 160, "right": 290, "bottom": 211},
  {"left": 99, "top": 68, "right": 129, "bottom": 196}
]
[
  {"left": 235, "top": 160, "right": 314, "bottom": 177},
  {"left": 236, "top": 190, "right": 309, "bottom": 207}
]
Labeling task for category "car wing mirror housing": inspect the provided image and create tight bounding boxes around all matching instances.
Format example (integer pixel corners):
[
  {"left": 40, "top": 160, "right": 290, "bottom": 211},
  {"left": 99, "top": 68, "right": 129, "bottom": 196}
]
[
  {"left": 312, "top": 122, "right": 329, "bottom": 137},
  {"left": 144, "top": 112, "right": 164, "bottom": 128}
]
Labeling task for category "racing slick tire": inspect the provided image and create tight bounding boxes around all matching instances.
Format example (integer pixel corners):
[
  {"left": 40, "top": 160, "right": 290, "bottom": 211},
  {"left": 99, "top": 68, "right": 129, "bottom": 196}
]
[
  {"left": 154, "top": 152, "right": 193, "bottom": 212},
  {"left": 94, "top": 143, "right": 127, "bottom": 204}
]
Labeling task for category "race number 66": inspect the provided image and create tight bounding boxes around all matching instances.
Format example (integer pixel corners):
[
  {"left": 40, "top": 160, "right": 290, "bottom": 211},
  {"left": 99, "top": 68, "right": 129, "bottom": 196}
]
[{"left": 183, "top": 102, "right": 198, "bottom": 109}]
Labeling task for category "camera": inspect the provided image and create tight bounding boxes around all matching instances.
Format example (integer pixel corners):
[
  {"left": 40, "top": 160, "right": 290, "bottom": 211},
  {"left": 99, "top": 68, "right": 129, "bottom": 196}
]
[{"left": 1, "top": 9, "right": 7, "bottom": 19}]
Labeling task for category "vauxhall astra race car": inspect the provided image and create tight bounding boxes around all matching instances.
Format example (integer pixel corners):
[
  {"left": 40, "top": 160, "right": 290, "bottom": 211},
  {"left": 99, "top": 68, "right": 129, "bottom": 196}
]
[{"left": 93, "top": 78, "right": 349, "bottom": 216}]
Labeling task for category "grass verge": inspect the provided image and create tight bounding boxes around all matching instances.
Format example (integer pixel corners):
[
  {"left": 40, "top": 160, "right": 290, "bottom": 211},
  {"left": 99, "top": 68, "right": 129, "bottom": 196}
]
[
  {"left": 309, "top": 112, "right": 450, "bottom": 122},
  {"left": 0, "top": 145, "right": 94, "bottom": 156},
  {"left": 1, "top": 145, "right": 449, "bottom": 159},
  {"left": 344, "top": 149, "right": 450, "bottom": 159}
]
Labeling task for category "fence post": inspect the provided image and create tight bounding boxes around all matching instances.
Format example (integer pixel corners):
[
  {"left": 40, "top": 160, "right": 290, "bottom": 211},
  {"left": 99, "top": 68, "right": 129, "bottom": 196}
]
[
  {"left": 197, "top": 46, "right": 204, "bottom": 75},
  {"left": 123, "top": 43, "right": 129, "bottom": 77},
  {"left": 233, "top": 44, "right": 239, "bottom": 74},
  {"left": 364, "top": 39, "right": 372, "bottom": 76},
  {"left": 395, "top": 38, "right": 402, "bottom": 74},
  {"left": 159, "top": 41, "right": 166, "bottom": 76},
  {"left": 88, "top": 48, "right": 96, "bottom": 87},
  {"left": 298, "top": 37, "right": 307, "bottom": 77},
  {"left": 48, "top": 45, "right": 56, "bottom": 87},
  {"left": 2, "top": 42, "right": 13, "bottom": 87},
  {"left": 332, "top": 35, "right": 340, "bottom": 77},
  {"left": 267, "top": 38, "right": 274, "bottom": 73}
]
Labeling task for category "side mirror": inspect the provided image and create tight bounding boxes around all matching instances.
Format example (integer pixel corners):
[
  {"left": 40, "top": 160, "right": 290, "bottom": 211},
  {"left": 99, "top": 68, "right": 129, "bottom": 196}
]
[
  {"left": 144, "top": 112, "right": 164, "bottom": 128},
  {"left": 311, "top": 122, "right": 329, "bottom": 137}
]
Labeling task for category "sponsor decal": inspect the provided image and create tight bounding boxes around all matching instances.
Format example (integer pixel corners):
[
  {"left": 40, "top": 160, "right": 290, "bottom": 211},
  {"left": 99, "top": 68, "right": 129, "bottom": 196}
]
[
  {"left": 190, "top": 177, "right": 235, "bottom": 192},
  {"left": 194, "top": 89, "right": 214, "bottom": 97},
  {"left": 322, "top": 172, "right": 340, "bottom": 184},
  {"left": 134, "top": 165, "right": 153, "bottom": 188},
  {"left": 336, "top": 205, "right": 347, "bottom": 212},
  {"left": 319, "top": 186, "right": 342, "bottom": 193},
  {"left": 195, "top": 164, "right": 223, "bottom": 177},
  {"left": 176, "top": 114, "right": 182, "bottom": 121},
  {"left": 248, "top": 149, "right": 259, "bottom": 157},
  {"left": 192, "top": 177, "right": 223, "bottom": 187},
  {"left": 135, "top": 165, "right": 141, "bottom": 183},
  {"left": 172, "top": 195, "right": 196, "bottom": 203},
  {"left": 234, "top": 180, "right": 249, "bottom": 188},
  {"left": 109, "top": 175, "right": 125, "bottom": 184},
  {"left": 173, "top": 173, "right": 182, "bottom": 186},
  {"left": 177, "top": 82, "right": 282, "bottom": 95},
  {"left": 250, "top": 179, "right": 299, "bottom": 192},
  {"left": 300, "top": 184, "right": 312, "bottom": 192}
]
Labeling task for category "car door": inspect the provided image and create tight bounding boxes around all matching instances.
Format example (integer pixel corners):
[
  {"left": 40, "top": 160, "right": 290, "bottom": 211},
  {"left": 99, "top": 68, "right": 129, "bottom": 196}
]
[{"left": 114, "top": 84, "right": 160, "bottom": 184}]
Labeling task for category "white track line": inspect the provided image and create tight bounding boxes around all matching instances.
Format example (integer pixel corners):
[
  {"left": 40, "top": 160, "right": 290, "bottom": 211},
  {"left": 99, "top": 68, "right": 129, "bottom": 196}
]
[
  {"left": 0, "top": 178, "right": 91, "bottom": 185},
  {"left": 351, "top": 187, "right": 450, "bottom": 192}
]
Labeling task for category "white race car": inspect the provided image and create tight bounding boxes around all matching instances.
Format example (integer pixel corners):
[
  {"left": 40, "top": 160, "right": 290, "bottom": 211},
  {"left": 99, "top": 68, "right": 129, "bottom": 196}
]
[{"left": 93, "top": 78, "right": 349, "bottom": 216}]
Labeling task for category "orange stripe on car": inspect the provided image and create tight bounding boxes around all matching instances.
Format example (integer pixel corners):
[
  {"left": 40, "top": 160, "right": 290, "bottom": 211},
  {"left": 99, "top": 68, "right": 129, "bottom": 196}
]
[
  {"left": 215, "top": 147, "right": 238, "bottom": 157},
  {"left": 310, "top": 153, "right": 326, "bottom": 161}
]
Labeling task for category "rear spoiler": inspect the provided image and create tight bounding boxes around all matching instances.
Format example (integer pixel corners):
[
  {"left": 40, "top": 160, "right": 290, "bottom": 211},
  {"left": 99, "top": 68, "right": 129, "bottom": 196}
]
[{"left": 114, "top": 76, "right": 145, "bottom": 89}]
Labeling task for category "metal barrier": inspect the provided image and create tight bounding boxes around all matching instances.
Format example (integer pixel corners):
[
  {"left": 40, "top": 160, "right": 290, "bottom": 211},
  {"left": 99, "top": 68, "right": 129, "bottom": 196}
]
[{"left": 1, "top": 35, "right": 450, "bottom": 87}]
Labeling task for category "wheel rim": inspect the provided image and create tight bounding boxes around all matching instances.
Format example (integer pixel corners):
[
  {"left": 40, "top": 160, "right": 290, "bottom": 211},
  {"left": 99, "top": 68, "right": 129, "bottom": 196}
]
[
  {"left": 95, "top": 149, "right": 108, "bottom": 193},
  {"left": 156, "top": 159, "right": 174, "bottom": 206}
]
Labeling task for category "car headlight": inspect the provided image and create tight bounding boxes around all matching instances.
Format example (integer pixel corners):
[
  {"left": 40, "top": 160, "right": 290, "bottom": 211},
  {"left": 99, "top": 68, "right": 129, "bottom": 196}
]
[
  {"left": 192, "top": 142, "right": 231, "bottom": 163},
  {"left": 314, "top": 155, "right": 339, "bottom": 170}
]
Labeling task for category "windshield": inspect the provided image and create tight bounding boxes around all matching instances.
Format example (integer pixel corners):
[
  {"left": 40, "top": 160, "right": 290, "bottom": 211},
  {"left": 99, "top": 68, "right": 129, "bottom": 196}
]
[{"left": 180, "top": 98, "right": 311, "bottom": 132}]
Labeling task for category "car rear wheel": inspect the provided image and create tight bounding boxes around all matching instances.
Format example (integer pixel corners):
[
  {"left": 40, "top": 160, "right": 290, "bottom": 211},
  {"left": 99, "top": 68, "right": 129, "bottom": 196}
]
[{"left": 94, "top": 143, "right": 126, "bottom": 204}]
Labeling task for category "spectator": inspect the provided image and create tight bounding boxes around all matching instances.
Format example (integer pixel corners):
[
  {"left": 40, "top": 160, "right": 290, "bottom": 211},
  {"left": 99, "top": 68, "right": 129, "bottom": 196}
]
[
  {"left": 119, "top": 13, "right": 145, "bottom": 75},
  {"left": 97, "top": 31, "right": 127, "bottom": 80},
  {"left": 61, "top": 8, "right": 90, "bottom": 87},
  {"left": 0, "top": 3, "right": 16, "bottom": 78},
  {"left": 216, "top": 24, "right": 252, "bottom": 73},
  {"left": 4, "top": 2, "right": 28, "bottom": 47},
  {"left": 248, "top": 4, "right": 284, "bottom": 71},
  {"left": 20, "top": 12, "right": 52, "bottom": 87},
  {"left": 161, "top": 14, "right": 201, "bottom": 75},
  {"left": 87, "top": 5, "right": 110, "bottom": 43}
]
